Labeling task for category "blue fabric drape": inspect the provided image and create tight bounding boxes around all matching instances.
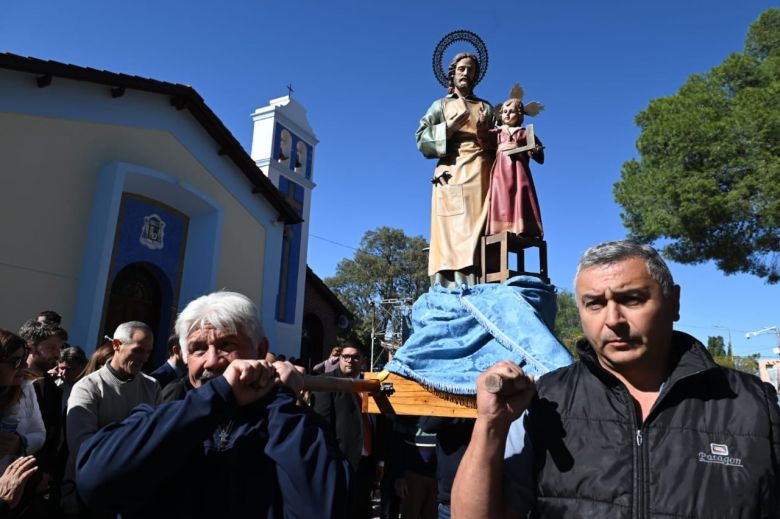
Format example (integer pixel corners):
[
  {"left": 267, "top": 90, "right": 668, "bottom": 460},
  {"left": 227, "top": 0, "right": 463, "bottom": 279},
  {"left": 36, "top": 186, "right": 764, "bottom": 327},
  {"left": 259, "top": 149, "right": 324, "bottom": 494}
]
[{"left": 385, "top": 276, "right": 573, "bottom": 395}]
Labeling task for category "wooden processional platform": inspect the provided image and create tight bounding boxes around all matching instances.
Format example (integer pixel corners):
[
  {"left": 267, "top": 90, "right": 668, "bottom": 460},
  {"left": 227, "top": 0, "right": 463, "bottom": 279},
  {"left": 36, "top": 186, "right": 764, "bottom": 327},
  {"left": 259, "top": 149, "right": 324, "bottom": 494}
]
[
  {"left": 304, "top": 233, "right": 552, "bottom": 418},
  {"left": 362, "top": 371, "right": 478, "bottom": 418},
  {"left": 305, "top": 371, "right": 478, "bottom": 418}
]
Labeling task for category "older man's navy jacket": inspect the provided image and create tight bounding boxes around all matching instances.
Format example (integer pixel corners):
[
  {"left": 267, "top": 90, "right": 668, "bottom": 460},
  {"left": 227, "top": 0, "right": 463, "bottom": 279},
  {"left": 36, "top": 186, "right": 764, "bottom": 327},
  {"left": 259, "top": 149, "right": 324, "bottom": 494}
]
[{"left": 76, "top": 377, "right": 352, "bottom": 518}]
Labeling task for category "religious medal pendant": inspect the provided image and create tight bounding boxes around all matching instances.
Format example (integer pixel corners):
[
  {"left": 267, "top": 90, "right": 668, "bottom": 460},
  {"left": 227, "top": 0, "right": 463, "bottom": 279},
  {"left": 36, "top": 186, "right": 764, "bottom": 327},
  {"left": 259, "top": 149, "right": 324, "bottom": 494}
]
[{"left": 216, "top": 420, "right": 233, "bottom": 451}]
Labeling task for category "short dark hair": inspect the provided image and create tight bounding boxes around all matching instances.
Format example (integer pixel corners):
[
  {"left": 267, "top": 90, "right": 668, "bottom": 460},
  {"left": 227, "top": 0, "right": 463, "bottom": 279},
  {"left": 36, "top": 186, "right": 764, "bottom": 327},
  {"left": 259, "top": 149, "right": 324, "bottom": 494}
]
[
  {"left": 37, "top": 310, "right": 62, "bottom": 325},
  {"left": 59, "top": 346, "right": 87, "bottom": 366},
  {"left": 167, "top": 335, "right": 180, "bottom": 356},
  {"left": 18, "top": 319, "right": 68, "bottom": 346},
  {"left": 340, "top": 342, "right": 365, "bottom": 358},
  {"left": 575, "top": 240, "right": 675, "bottom": 298}
]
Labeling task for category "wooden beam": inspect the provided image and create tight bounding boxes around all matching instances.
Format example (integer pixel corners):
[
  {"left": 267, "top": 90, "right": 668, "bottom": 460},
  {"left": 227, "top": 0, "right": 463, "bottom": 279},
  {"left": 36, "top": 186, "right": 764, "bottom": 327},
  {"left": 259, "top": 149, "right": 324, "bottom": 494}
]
[
  {"left": 304, "top": 375, "right": 381, "bottom": 393},
  {"left": 304, "top": 371, "right": 522, "bottom": 418},
  {"left": 170, "top": 96, "right": 187, "bottom": 110},
  {"left": 361, "top": 372, "right": 477, "bottom": 418},
  {"left": 36, "top": 74, "right": 52, "bottom": 88}
]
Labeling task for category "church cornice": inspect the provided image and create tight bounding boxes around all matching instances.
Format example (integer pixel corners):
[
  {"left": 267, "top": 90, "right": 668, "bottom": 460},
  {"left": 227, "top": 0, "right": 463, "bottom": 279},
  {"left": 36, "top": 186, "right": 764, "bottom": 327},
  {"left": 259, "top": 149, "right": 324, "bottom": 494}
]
[{"left": 252, "top": 97, "right": 319, "bottom": 145}]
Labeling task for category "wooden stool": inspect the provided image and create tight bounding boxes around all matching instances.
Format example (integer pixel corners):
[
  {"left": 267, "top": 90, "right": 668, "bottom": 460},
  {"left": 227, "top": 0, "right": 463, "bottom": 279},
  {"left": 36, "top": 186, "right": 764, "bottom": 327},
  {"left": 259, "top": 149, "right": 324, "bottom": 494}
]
[{"left": 480, "top": 232, "right": 549, "bottom": 284}]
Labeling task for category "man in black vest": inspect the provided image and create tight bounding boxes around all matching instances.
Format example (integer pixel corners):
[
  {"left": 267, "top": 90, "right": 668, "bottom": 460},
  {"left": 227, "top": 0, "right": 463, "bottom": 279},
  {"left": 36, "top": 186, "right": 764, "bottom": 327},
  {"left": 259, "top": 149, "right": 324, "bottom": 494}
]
[{"left": 452, "top": 240, "right": 779, "bottom": 518}]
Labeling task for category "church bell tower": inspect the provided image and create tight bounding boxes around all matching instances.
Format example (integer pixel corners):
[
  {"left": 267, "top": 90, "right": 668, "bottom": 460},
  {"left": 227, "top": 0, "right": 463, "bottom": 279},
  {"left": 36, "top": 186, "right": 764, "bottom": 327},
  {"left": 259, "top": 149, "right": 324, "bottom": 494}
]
[{"left": 250, "top": 94, "right": 318, "bottom": 354}]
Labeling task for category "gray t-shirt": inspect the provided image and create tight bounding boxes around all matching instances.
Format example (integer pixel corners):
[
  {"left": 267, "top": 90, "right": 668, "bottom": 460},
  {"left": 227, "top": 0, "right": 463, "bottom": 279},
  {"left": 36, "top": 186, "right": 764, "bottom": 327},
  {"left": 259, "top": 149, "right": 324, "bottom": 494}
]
[
  {"left": 503, "top": 413, "right": 535, "bottom": 516},
  {"left": 63, "top": 365, "right": 160, "bottom": 507}
]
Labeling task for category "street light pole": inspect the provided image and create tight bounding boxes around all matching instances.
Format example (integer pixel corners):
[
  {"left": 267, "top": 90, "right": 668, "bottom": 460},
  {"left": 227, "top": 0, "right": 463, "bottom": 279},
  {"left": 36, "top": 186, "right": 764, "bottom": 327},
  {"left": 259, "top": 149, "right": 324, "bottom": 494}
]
[
  {"left": 713, "top": 325, "right": 732, "bottom": 355},
  {"left": 745, "top": 326, "right": 780, "bottom": 356}
]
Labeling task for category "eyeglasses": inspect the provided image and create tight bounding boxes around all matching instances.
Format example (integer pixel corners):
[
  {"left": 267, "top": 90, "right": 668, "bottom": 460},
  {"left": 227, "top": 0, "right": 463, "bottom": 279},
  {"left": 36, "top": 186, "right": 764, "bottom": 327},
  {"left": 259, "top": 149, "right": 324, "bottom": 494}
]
[
  {"left": 1, "top": 356, "right": 25, "bottom": 369},
  {"left": 340, "top": 354, "right": 362, "bottom": 362}
]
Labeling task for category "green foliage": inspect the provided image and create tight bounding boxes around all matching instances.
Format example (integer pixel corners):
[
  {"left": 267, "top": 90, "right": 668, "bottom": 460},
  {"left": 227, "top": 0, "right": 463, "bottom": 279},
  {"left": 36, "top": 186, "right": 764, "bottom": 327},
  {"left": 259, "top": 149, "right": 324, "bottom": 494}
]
[
  {"left": 707, "top": 335, "right": 727, "bottom": 357},
  {"left": 614, "top": 9, "right": 780, "bottom": 283},
  {"left": 707, "top": 334, "right": 759, "bottom": 375},
  {"left": 746, "top": 9, "right": 780, "bottom": 60},
  {"left": 712, "top": 353, "right": 760, "bottom": 376},
  {"left": 324, "top": 227, "right": 430, "bottom": 348},
  {"left": 553, "top": 290, "right": 582, "bottom": 357}
]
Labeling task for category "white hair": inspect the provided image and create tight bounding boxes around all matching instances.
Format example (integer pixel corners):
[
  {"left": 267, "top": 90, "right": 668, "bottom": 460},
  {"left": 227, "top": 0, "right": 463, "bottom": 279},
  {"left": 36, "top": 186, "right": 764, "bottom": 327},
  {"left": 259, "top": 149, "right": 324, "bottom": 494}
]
[
  {"left": 175, "top": 291, "right": 265, "bottom": 363},
  {"left": 113, "top": 321, "right": 153, "bottom": 344}
]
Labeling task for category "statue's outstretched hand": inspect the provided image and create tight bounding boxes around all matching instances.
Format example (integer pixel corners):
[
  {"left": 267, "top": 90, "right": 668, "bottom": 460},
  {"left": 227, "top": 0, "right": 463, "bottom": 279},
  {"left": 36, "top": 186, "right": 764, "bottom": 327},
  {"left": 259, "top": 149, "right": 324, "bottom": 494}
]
[
  {"left": 477, "top": 106, "right": 490, "bottom": 127},
  {"left": 446, "top": 108, "right": 470, "bottom": 136}
]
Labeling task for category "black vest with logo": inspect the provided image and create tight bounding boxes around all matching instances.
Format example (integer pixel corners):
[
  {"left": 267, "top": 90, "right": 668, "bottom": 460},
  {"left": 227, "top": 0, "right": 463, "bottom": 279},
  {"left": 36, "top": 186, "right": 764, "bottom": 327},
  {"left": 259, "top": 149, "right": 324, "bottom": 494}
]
[{"left": 526, "top": 331, "right": 779, "bottom": 518}]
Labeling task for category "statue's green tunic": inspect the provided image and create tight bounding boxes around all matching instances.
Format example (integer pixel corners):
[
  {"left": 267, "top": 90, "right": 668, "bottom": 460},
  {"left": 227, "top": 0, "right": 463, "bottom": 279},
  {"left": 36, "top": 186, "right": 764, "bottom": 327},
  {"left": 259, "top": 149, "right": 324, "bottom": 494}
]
[{"left": 416, "top": 94, "right": 493, "bottom": 279}]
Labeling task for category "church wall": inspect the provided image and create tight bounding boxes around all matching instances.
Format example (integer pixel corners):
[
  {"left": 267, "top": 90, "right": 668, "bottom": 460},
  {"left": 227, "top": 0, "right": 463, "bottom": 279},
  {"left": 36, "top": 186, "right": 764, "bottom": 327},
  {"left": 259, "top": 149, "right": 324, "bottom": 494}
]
[
  {"left": 215, "top": 207, "right": 266, "bottom": 301},
  {"left": 0, "top": 77, "right": 284, "bottom": 350}
]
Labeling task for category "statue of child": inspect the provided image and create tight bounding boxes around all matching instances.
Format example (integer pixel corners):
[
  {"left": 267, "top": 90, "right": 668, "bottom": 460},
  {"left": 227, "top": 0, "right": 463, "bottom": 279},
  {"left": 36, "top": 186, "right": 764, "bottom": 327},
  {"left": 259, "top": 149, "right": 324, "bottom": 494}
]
[{"left": 480, "top": 86, "right": 545, "bottom": 237}]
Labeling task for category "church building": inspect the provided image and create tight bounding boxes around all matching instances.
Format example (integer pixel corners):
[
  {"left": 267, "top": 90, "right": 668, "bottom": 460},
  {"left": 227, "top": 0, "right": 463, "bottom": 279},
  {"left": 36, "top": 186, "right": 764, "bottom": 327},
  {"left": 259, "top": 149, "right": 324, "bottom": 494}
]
[{"left": 0, "top": 53, "right": 341, "bottom": 366}]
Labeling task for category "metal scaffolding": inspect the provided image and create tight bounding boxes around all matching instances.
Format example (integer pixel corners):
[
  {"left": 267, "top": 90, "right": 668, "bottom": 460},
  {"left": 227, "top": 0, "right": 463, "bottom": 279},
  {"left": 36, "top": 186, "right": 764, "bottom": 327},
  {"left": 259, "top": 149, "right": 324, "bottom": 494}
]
[{"left": 369, "top": 298, "right": 413, "bottom": 370}]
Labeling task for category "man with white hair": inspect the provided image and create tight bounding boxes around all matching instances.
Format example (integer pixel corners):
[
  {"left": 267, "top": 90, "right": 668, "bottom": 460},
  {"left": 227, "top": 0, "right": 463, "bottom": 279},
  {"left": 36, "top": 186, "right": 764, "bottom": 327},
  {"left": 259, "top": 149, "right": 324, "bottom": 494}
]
[
  {"left": 75, "top": 291, "right": 352, "bottom": 517},
  {"left": 64, "top": 321, "right": 160, "bottom": 512}
]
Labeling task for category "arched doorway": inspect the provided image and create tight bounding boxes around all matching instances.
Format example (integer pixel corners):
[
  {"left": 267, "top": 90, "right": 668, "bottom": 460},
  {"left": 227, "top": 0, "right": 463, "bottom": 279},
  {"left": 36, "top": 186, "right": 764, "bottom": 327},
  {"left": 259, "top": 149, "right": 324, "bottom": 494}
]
[{"left": 102, "top": 262, "right": 171, "bottom": 369}]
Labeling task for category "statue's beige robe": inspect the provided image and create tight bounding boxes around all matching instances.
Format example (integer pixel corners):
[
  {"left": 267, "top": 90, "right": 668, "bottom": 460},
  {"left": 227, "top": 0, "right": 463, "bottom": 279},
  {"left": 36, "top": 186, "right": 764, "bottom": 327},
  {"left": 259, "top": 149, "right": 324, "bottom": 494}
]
[{"left": 416, "top": 94, "right": 493, "bottom": 278}]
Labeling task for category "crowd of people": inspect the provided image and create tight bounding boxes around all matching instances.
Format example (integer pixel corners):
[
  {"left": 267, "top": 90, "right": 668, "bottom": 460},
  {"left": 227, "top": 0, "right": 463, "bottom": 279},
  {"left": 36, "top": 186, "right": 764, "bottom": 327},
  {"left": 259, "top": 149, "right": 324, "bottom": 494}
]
[
  {"left": 0, "top": 300, "right": 460, "bottom": 519},
  {"left": 0, "top": 240, "right": 777, "bottom": 518}
]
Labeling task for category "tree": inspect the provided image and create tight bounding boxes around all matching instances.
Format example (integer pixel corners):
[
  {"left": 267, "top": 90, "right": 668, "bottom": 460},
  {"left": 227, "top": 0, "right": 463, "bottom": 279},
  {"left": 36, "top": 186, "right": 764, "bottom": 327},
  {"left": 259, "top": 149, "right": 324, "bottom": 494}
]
[
  {"left": 614, "top": 9, "right": 780, "bottom": 282},
  {"left": 706, "top": 334, "right": 759, "bottom": 376},
  {"left": 325, "top": 227, "right": 430, "bottom": 349},
  {"left": 712, "top": 352, "right": 761, "bottom": 377},
  {"left": 707, "top": 335, "right": 727, "bottom": 357},
  {"left": 553, "top": 290, "right": 582, "bottom": 357}
]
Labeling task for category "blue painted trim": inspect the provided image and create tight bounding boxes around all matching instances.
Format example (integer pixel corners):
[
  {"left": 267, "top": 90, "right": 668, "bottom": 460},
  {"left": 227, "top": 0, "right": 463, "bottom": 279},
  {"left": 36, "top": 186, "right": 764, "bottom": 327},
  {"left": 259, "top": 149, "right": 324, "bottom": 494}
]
[
  {"left": 71, "top": 164, "right": 125, "bottom": 351},
  {"left": 71, "top": 162, "right": 223, "bottom": 354},
  {"left": 273, "top": 122, "right": 282, "bottom": 161},
  {"left": 109, "top": 196, "right": 186, "bottom": 363},
  {"left": 273, "top": 177, "right": 303, "bottom": 325},
  {"left": 260, "top": 225, "right": 283, "bottom": 348},
  {"left": 284, "top": 207, "right": 303, "bottom": 322},
  {"left": 305, "top": 144, "right": 313, "bottom": 180}
]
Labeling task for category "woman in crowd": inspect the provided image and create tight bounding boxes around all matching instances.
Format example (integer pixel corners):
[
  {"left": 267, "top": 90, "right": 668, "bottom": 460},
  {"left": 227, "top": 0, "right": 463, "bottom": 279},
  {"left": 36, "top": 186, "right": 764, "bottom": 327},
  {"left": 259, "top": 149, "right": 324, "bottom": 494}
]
[
  {"left": 312, "top": 346, "right": 342, "bottom": 375},
  {"left": 83, "top": 341, "right": 113, "bottom": 376},
  {"left": 0, "top": 329, "right": 44, "bottom": 514},
  {"left": 0, "top": 330, "right": 45, "bottom": 472}
]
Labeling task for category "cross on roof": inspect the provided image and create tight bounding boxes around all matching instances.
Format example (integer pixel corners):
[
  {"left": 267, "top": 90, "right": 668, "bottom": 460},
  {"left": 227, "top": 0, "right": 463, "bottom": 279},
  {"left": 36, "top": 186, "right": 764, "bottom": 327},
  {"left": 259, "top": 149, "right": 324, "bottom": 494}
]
[{"left": 286, "top": 84, "right": 294, "bottom": 97}]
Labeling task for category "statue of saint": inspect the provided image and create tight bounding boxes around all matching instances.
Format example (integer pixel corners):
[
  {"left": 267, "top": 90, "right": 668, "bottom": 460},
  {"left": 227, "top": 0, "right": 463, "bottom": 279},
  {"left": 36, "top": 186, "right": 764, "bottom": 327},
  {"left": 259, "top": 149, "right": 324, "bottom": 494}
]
[
  {"left": 416, "top": 53, "right": 493, "bottom": 287},
  {"left": 484, "top": 90, "right": 545, "bottom": 237}
]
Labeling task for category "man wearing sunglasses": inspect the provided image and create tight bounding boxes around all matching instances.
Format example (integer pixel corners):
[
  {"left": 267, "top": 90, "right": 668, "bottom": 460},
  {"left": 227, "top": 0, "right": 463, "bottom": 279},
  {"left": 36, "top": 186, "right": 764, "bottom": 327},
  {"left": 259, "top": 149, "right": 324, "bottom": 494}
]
[{"left": 312, "top": 344, "right": 382, "bottom": 518}]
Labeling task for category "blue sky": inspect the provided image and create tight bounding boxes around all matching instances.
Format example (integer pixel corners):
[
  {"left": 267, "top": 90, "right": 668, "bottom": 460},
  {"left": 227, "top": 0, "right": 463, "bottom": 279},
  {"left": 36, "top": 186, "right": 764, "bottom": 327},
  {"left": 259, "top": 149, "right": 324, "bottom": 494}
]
[{"left": 3, "top": 0, "right": 777, "bottom": 357}]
